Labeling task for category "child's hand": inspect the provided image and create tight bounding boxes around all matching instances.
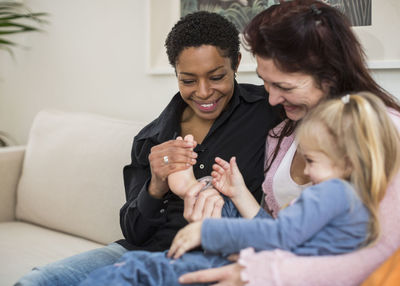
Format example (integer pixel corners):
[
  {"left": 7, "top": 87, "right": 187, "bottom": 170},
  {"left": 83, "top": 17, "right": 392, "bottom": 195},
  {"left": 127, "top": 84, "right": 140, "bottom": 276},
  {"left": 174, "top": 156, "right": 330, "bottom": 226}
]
[
  {"left": 211, "top": 157, "right": 247, "bottom": 199},
  {"left": 167, "top": 221, "right": 202, "bottom": 259}
]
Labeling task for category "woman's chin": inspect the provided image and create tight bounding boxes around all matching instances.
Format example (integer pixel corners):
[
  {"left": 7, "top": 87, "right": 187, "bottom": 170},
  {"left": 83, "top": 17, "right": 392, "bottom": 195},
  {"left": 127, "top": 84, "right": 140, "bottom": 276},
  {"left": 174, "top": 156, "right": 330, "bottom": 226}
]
[{"left": 286, "top": 112, "right": 305, "bottom": 121}]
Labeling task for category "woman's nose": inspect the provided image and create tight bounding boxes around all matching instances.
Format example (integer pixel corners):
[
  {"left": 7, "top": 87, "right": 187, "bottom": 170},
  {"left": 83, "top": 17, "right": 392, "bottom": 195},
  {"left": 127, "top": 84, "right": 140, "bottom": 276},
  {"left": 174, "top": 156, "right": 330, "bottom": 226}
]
[
  {"left": 197, "top": 80, "right": 213, "bottom": 98},
  {"left": 268, "top": 88, "right": 285, "bottom": 106}
]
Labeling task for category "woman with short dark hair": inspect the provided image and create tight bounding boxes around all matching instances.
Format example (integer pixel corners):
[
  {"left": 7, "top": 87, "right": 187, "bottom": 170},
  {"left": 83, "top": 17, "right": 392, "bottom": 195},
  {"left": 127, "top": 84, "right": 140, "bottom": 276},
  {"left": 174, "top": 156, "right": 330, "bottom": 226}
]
[{"left": 15, "top": 11, "right": 280, "bottom": 286}]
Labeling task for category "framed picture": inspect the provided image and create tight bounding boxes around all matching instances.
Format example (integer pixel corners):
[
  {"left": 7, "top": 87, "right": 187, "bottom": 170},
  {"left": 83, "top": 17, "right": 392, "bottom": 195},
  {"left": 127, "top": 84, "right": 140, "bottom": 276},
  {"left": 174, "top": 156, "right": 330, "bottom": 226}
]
[
  {"left": 180, "top": 0, "right": 372, "bottom": 30},
  {"left": 352, "top": 0, "right": 400, "bottom": 69},
  {"left": 147, "top": 0, "right": 400, "bottom": 74}
]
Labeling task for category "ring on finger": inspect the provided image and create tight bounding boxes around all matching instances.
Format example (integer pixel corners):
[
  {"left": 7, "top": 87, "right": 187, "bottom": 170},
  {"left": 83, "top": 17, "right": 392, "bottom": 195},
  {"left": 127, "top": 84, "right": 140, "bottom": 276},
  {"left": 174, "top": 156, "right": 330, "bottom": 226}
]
[{"left": 163, "top": 155, "right": 169, "bottom": 164}]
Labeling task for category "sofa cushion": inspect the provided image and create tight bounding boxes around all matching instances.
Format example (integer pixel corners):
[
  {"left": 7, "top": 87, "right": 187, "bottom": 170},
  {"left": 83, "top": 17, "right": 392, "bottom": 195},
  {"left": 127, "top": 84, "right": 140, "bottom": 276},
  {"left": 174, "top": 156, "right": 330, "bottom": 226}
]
[
  {"left": 0, "top": 221, "right": 104, "bottom": 286},
  {"left": 16, "top": 110, "right": 145, "bottom": 244},
  {"left": 0, "top": 146, "right": 25, "bottom": 222}
]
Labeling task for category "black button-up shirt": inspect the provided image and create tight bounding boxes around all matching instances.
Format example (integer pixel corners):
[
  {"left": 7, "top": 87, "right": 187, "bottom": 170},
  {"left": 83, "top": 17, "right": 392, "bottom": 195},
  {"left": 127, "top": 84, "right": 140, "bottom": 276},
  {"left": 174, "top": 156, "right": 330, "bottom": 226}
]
[{"left": 117, "top": 81, "right": 280, "bottom": 251}]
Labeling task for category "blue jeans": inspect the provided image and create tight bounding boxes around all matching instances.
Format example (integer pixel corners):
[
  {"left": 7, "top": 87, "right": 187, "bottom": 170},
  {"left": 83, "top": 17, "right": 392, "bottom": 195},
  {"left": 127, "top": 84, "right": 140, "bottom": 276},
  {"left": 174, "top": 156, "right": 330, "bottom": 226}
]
[
  {"left": 79, "top": 250, "right": 231, "bottom": 286},
  {"left": 15, "top": 242, "right": 128, "bottom": 286}
]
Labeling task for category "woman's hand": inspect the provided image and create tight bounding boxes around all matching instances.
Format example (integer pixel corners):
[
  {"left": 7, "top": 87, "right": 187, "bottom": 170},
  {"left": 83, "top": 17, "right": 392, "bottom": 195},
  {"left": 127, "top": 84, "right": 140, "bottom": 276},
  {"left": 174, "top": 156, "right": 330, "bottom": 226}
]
[
  {"left": 148, "top": 138, "right": 197, "bottom": 198},
  {"left": 168, "top": 221, "right": 203, "bottom": 259},
  {"left": 183, "top": 183, "right": 224, "bottom": 223},
  {"left": 179, "top": 263, "right": 246, "bottom": 286},
  {"left": 212, "top": 157, "right": 247, "bottom": 199}
]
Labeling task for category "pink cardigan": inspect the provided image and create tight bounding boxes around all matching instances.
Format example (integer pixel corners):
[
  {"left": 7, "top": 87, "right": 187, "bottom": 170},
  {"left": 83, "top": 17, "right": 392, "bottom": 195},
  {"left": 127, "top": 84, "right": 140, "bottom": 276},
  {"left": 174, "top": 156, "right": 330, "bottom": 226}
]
[{"left": 238, "top": 110, "right": 400, "bottom": 286}]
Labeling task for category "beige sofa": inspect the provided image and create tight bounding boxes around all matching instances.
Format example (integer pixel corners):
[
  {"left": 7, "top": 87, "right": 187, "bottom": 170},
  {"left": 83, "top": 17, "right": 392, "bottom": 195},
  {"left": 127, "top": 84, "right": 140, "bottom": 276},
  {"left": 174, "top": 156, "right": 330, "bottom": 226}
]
[{"left": 0, "top": 110, "right": 145, "bottom": 285}]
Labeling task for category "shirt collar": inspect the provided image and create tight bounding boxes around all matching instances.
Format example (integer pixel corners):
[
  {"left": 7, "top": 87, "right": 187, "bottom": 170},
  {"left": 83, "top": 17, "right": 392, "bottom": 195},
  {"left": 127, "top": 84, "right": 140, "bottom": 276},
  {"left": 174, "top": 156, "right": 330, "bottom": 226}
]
[{"left": 137, "top": 80, "right": 265, "bottom": 143}]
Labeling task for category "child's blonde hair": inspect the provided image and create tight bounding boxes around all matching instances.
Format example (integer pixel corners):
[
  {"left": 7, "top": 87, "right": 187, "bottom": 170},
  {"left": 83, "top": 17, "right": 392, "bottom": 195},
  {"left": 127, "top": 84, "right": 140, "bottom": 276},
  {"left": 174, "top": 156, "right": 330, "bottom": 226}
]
[{"left": 296, "top": 92, "right": 400, "bottom": 245}]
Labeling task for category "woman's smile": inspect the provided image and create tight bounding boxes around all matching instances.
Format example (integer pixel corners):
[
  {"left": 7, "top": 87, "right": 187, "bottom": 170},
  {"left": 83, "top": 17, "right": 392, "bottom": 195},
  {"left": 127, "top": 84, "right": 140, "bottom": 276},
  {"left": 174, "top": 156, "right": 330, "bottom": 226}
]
[
  {"left": 283, "top": 104, "right": 298, "bottom": 112},
  {"left": 193, "top": 97, "right": 222, "bottom": 113}
]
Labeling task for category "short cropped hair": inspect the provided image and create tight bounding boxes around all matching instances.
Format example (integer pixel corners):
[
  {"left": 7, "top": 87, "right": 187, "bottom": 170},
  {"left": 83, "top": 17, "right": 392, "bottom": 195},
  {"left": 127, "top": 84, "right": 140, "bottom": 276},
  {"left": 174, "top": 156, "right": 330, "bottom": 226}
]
[{"left": 165, "top": 11, "right": 240, "bottom": 70}]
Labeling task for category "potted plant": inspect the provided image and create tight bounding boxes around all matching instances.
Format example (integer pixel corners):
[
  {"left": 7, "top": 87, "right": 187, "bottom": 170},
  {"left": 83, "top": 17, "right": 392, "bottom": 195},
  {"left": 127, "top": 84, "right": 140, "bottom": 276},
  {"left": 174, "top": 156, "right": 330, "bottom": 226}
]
[{"left": 0, "top": 1, "right": 47, "bottom": 146}]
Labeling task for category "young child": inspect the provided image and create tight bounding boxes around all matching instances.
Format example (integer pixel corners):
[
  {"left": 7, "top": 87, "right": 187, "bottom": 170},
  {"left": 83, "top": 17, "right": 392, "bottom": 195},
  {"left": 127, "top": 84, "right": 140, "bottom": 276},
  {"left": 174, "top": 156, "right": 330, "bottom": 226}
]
[{"left": 79, "top": 92, "right": 400, "bottom": 285}]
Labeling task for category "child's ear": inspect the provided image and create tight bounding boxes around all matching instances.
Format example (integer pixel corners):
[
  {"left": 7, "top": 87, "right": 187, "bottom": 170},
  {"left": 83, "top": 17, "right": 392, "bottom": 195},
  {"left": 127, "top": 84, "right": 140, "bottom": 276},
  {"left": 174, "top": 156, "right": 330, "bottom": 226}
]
[{"left": 343, "top": 157, "right": 353, "bottom": 178}]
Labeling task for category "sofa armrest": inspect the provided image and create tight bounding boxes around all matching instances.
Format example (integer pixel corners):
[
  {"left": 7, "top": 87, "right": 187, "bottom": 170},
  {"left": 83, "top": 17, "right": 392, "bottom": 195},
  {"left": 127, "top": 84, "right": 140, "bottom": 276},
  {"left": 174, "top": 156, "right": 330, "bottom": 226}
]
[{"left": 0, "top": 146, "right": 25, "bottom": 222}]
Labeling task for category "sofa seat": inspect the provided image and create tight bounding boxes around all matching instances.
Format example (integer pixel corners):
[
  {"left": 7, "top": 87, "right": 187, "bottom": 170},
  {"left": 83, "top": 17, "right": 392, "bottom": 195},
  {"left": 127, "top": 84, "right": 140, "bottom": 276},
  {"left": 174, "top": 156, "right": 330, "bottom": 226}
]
[
  {"left": 0, "top": 221, "right": 103, "bottom": 284},
  {"left": 0, "top": 110, "right": 145, "bottom": 285}
]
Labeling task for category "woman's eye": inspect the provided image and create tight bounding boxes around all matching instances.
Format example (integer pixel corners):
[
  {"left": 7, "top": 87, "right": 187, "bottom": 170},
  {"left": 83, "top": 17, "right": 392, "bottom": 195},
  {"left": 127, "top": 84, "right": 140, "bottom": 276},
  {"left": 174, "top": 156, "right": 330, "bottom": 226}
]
[
  {"left": 305, "top": 158, "right": 313, "bottom": 164},
  {"left": 279, "top": 86, "right": 293, "bottom": 92},
  {"left": 181, "top": 79, "right": 195, "bottom": 85},
  {"left": 211, "top": 74, "right": 225, "bottom": 81},
  {"left": 273, "top": 83, "right": 292, "bottom": 92}
]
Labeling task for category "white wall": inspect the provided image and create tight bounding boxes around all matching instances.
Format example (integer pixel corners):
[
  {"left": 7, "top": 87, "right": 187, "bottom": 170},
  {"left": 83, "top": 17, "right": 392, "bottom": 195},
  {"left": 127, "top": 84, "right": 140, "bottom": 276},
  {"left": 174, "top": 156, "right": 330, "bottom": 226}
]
[{"left": 0, "top": 0, "right": 399, "bottom": 145}]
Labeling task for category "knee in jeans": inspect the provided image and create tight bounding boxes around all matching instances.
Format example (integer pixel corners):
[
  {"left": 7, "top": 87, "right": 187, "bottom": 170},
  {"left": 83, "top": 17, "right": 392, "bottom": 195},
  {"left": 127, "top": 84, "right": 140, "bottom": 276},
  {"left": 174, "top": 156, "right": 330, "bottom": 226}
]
[{"left": 14, "top": 267, "right": 49, "bottom": 286}]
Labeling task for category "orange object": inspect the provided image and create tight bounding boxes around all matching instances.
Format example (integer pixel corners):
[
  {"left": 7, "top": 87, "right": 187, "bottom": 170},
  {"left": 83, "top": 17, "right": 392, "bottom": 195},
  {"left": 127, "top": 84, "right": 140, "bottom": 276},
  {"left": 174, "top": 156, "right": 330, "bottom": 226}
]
[{"left": 361, "top": 248, "right": 400, "bottom": 286}]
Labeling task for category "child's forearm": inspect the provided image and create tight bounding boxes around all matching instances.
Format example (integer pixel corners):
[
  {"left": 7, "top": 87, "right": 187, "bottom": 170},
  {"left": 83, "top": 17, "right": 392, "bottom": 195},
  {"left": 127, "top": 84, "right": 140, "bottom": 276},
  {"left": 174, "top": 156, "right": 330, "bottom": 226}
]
[{"left": 231, "top": 187, "right": 260, "bottom": 218}]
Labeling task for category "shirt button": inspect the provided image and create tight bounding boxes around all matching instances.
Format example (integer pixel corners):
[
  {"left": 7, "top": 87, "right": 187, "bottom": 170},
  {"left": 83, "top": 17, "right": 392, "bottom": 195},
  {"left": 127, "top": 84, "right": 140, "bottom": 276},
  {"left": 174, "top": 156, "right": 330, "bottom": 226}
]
[
  {"left": 163, "top": 200, "right": 168, "bottom": 204},
  {"left": 160, "top": 209, "right": 165, "bottom": 214},
  {"left": 199, "top": 164, "right": 205, "bottom": 169}
]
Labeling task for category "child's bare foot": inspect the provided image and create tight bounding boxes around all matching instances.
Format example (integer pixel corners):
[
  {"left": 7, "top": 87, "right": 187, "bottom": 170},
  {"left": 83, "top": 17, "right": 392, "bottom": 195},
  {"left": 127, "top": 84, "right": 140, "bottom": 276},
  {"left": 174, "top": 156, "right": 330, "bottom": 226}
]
[{"left": 168, "top": 135, "right": 197, "bottom": 198}]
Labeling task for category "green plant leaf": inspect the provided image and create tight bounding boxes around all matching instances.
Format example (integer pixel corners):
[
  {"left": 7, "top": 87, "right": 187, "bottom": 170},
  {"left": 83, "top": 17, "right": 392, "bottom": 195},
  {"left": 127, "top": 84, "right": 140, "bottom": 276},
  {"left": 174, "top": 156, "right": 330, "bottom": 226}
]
[
  {"left": 0, "top": 2, "right": 47, "bottom": 56},
  {"left": 0, "top": 22, "right": 43, "bottom": 32},
  {"left": 0, "top": 37, "right": 16, "bottom": 45}
]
